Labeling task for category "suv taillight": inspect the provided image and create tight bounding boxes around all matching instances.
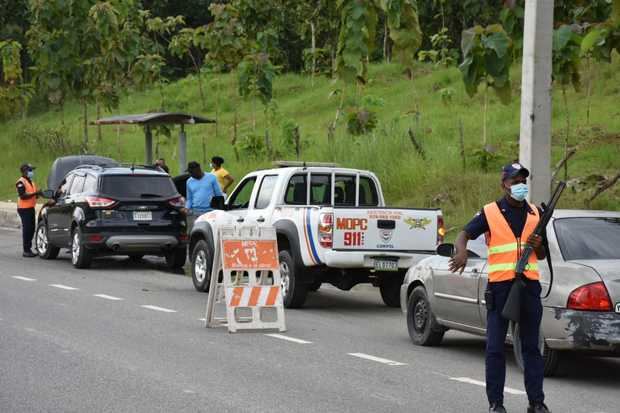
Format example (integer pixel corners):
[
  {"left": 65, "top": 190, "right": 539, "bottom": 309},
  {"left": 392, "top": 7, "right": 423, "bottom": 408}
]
[
  {"left": 86, "top": 196, "right": 116, "bottom": 208},
  {"left": 437, "top": 215, "right": 445, "bottom": 245},
  {"left": 318, "top": 212, "right": 333, "bottom": 248},
  {"left": 168, "top": 196, "right": 185, "bottom": 208},
  {"left": 567, "top": 282, "right": 612, "bottom": 311}
]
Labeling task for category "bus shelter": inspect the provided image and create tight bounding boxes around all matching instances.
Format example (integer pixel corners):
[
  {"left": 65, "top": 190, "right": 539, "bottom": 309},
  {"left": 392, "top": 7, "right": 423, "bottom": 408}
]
[{"left": 93, "top": 112, "right": 215, "bottom": 174}]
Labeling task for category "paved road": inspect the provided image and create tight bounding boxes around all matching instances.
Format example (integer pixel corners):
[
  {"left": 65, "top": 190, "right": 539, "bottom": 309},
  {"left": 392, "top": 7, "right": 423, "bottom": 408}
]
[{"left": 1, "top": 229, "right": 618, "bottom": 413}]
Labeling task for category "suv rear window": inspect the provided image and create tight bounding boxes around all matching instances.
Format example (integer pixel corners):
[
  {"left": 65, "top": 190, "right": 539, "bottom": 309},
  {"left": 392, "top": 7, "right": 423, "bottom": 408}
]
[
  {"left": 554, "top": 217, "right": 620, "bottom": 260},
  {"left": 100, "top": 175, "right": 177, "bottom": 198}
]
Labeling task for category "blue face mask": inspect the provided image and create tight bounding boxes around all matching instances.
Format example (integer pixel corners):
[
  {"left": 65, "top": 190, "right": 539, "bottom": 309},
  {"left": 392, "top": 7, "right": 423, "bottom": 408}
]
[
  {"left": 510, "top": 183, "right": 528, "bottom": 202},
  {"left": 27, "top": 170, "right": 34, "bottom": 179}
]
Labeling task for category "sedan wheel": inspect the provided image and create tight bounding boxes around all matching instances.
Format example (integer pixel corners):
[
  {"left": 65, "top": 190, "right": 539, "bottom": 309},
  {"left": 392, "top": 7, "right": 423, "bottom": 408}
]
[{"left": 407, "top": 286, "right": 445, "bottom": 346}]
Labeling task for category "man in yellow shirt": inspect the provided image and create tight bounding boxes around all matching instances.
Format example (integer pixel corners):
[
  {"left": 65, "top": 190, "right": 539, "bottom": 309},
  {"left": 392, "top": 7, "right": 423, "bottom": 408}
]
[{"left": 210, "top": 156, "right": 234, "bottom": 194}]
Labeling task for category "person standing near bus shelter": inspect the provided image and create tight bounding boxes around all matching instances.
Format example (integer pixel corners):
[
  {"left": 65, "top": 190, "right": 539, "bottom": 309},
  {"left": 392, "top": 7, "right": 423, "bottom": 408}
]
[{"left": 16, "top": 163, "right": 42, "bottom": 257}]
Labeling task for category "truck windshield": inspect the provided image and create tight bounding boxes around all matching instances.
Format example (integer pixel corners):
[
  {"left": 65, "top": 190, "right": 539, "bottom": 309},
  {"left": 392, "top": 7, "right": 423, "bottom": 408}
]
[
  {"left": 101, "top": 175, "right": 178, "bottom": 198},
  {"left": 554, "top": 217, "right": 620, "bottom": 260}
]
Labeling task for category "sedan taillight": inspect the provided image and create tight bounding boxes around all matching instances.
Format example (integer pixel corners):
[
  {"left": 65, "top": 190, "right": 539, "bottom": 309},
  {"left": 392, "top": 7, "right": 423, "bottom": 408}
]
[
  {"left": 168, "top": 196, "right": 185, "bottom": 208},
  {"left": 86, "top": 196, "right": 117, "bottom": 208},
  {"left": 567, "top": 282, "right": 612, "bottom": 311},
  {"left": 318, "top": 212, "right": 333, "bottom": 248}
]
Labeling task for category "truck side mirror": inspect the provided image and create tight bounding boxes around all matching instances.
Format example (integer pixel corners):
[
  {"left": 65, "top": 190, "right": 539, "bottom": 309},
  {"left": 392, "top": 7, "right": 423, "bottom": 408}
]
[{"left": 436, "top": 243, "right": 455, "bottom": 257}]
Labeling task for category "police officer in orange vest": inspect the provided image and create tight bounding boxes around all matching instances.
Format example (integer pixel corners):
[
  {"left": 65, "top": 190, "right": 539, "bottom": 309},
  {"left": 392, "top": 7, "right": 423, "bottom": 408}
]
[
  {"left": 450, "top": 163, "right": 550, "bottom": 413},
  {"left": 16, "top": 163, "right": 42, "bottom": 257}
]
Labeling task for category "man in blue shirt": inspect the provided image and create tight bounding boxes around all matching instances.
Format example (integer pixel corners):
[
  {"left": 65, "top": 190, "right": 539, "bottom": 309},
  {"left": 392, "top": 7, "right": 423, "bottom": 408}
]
[{"left": 182, "top": 161, "right": 223, "bottom": 215}]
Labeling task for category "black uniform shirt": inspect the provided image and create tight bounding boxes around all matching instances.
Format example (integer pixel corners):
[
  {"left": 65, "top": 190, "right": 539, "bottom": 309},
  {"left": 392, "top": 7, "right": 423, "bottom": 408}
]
[{"left": 464, "top": 197, "right": 540, "bottom": 240}]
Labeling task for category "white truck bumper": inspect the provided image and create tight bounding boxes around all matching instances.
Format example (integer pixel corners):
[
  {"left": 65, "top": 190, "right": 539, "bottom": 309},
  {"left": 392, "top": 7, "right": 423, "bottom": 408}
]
[{"left": 322, "top": 250, "right": 431, "bottom": 270}]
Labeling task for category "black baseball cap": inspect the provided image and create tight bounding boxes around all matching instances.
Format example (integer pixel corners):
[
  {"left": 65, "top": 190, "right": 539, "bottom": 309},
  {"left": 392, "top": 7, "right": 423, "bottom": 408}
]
[
  {"left": 501, "top": 162, "right": 529, "bottom": 181},
  {"left": 186, "top": 161, "right": 201, "bottom": 172},
  {"left": 20, "top": 163, "right": 36, "bottom": 172}
]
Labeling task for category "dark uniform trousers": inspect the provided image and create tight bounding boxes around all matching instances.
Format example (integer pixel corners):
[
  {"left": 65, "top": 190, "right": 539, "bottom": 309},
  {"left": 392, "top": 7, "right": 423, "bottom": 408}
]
[
  {"left": 486, "top": 279, "right": 545, "bottom": 405},
  {"left": 17, "top": 207, "right": 36, "bottom": 252}
]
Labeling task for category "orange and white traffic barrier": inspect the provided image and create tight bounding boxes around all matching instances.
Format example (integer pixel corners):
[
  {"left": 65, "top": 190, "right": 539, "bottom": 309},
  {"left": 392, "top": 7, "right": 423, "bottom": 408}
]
[{"left": 205, "top": 225, "right": 286, "bottom": 333}]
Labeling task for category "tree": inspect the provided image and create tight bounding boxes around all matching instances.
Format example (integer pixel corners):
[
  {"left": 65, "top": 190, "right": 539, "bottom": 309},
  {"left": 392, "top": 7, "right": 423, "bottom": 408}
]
[
  {"left": 169, "top": 27, "right": 209, "bottom": 109},
  {"left": 0, "top": 39, "right": 32, "bottom": 119},
  {"left": 459, "top": 24, "right": 513, "bottom": 150},
  {"left": 552, "top": 25, "right": 582, "bottom": 181}
]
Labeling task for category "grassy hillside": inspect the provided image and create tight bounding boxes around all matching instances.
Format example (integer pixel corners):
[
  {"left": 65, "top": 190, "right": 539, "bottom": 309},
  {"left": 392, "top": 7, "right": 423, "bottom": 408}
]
[{"left": 1, "top": 59, "right": 619, "bottom": 238}]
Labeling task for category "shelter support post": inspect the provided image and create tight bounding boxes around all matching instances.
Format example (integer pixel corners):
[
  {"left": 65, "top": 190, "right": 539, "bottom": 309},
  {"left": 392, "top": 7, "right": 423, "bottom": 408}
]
[
  {"left": 179, "top": 124, "right": 187, "bottom": 174},
  {"left": 145, "top": 125, "right": 153, "bottom": 165},
  {"left": 519, "top": 0, "right": 554, "bottom": 203}
]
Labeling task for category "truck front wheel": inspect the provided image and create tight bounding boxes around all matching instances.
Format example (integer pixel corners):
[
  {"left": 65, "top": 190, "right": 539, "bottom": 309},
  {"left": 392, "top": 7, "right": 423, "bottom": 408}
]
[
  {"left": 379, "top": 273, "right": 404, "bottom": 307},
  {"left": 279, "top": 250, "right": 308, "bottom": 308}
]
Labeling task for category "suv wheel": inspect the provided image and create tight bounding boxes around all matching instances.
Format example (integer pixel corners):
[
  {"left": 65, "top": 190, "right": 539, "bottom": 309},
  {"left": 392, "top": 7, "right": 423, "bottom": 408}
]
[
  {"left": 36, "top": 221, "right": 59, "bottom": 260},
  {"left": 407, "top": 286, "right": 445, "bottom": 346},
  {"left": 191, "top": 240, "right": 213, "bottom": 292},
  {"left": 379, "top": 274, "right": 404, "bottom": 307},
  {"left": 279, "top": 250, "right": 307, "bottom": 308},
  {"left": 71, "top": 228, "right": 92, "bottom": 269},
  {"left": 165, "top": 247, "right": 187, "bottom": 270}
]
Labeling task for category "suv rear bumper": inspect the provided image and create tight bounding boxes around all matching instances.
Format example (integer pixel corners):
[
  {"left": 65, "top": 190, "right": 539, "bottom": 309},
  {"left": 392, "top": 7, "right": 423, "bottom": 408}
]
[{"left": 83, "top": 233, "right": 186, "bottom": 255}]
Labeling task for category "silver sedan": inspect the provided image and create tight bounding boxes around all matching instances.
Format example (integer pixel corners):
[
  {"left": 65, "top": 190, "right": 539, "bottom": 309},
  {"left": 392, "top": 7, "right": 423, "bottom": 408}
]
[{"left": 400, "top": 209, "right": 620, "bottom": 376}]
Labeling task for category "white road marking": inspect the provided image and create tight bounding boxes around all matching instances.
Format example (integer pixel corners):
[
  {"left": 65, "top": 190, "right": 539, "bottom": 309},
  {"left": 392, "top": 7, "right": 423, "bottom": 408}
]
[
  {"left": 93, "top": 294, "right": 123, "bottom": 301},
  {"left": 449, "top": 377, "right": 526, "bottom": 395},
  {"left": 49, "top": 284, "right": 79, "bottom": 291},
  {"left": 140, "top": 305, "right": 177, "bottom": 313},
  {"left": 265, "top": 334, "right": 312, "bottom": 344},
  {"left": 183, "top": 390, "right": 196, "bottom": 394},
  {"left": 348, "top": 353, "right": 407, "bottom": 366},
  {"left": 12, "top": 276, "right": 36, "bottom": 282}
]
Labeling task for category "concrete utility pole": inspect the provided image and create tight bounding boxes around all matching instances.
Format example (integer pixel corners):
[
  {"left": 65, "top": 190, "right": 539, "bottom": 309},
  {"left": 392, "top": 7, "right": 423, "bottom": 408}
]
[{"left": 519, "top": 0, "right": 554, "bottom": 203}]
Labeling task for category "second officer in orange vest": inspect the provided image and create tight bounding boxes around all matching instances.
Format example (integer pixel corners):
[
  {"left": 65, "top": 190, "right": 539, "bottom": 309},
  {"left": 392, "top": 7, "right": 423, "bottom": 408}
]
[
  {"left": 449, "top": 163, "right": 550, "bottom": 413},
  {"left": 16, "top": 163, "right": 41, "bottom": 257}
]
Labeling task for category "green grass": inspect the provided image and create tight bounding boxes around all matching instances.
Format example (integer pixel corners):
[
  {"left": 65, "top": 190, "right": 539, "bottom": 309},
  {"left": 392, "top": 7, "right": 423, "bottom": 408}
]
[{"left": 1, "top": 58, "right": 619, "bottom": 238}]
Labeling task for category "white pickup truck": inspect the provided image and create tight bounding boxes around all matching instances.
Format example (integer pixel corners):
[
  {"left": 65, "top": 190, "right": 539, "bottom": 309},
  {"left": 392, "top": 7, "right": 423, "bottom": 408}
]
[{"left": 188, "top": 163, "right": 444, "bottom": 308}]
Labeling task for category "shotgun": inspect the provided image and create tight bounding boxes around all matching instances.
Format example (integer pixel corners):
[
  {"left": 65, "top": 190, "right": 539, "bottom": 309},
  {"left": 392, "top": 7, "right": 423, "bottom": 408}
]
[{"left": 501, "top": 181, "right": 566, "bottom": 322}]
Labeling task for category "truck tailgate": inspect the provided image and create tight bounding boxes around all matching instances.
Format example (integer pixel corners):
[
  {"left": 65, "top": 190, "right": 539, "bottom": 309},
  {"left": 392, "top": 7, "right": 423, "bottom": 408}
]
[{"left": 332, "top": 208, "right": 440, "bottom": 252}]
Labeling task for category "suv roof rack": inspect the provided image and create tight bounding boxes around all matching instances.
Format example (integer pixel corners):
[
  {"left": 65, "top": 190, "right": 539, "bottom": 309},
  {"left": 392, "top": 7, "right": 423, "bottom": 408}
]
[{"left": 273, "top": 161, "right": 340, "bottom": 168}]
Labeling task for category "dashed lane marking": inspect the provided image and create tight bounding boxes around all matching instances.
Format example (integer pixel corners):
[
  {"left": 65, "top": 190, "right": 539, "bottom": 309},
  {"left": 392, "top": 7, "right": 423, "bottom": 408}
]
[
  {"left": 12, "top": 276, "right": 36, "bottom": 282},
  {"left": 265, "top": 334, "right": 312, "bottom": 344},
  {"left": 140, "top": 305, "right": 177, "bottom": 313},
  {"left": 49, "top": 284, "right": 79, "bottom": 291},
  {"left": 348, "top": 353, "right": 407, "bottom": 366},
  {"left": 93, "top": 294, "right": 123, "bottom": 301},
  {"left": 449, "top": 377, "right": 526, "bottom": 395}
]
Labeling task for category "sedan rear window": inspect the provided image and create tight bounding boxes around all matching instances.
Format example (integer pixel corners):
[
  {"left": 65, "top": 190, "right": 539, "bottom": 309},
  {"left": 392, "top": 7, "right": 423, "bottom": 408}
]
[
  {"left": 554, "top": 217, "right": 620, "bottom": 260},
  {"left": 101, "top": 175, "right": 178, "bottom": 198}
]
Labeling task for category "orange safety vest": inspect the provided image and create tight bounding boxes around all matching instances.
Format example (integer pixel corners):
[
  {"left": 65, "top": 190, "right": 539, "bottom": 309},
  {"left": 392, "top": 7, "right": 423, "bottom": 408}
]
[
  {"left": 484, "top": 201, "right": 540, "bottom": 282},
  {"left": 17, "top": 177, "right": 37, "bottom": 209}
]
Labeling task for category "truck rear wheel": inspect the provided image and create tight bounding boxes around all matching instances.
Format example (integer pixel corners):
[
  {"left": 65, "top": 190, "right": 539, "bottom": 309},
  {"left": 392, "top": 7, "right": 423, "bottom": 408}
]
[
  {"left": 379, "top": 274, "right": 404, "bottom": 307},
  {"left": 279, "top": 250, "right": 307, "bottom": 308}
]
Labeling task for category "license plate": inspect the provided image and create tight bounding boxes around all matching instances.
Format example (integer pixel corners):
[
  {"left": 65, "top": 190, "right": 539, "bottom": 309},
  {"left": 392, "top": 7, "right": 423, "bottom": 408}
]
[
  {"left": 374, "top": 259, "right": 398, "bottom": 272},
  {"left": 133, "top": 211, "right": 152, "bottom": 221}
]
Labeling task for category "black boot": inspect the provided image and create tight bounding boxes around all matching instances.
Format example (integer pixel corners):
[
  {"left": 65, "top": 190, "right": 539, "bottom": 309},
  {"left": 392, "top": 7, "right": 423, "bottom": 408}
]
[
  {"left": 22, "top": 250, "right": 36, "bottom": 258},
  {"left": 489, "top": 402, "right": 507, "bottom": 413},
  {"left": 527, "top": 402, "right": 551, "bottom": 413}
]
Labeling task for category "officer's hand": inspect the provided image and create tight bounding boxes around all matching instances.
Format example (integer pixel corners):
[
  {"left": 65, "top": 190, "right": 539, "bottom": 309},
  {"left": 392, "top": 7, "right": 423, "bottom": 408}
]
[
  {"left": 449, "top": 251, "right": 468, "bottom": 274},
  {"left": 526, "top": 234, "right": 542, "bottom": 250},
  {"left": 35, "top": 190, "right": 43, "bottom": 197}
]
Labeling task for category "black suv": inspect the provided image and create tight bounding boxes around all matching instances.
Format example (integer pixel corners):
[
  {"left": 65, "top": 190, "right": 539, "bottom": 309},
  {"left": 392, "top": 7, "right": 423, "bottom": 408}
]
[{"left": 35, "top": 164, "right": 187, "bottom": 269}]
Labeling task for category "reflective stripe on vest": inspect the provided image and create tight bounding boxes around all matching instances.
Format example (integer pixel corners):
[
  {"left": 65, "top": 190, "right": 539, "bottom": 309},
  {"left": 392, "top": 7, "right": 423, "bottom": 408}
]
[
  {"left": 17, "top": 177, "right": 37, "bottom": 209},
  {"left": 483, "top": 201, "right": 540, "bottom": 282}
]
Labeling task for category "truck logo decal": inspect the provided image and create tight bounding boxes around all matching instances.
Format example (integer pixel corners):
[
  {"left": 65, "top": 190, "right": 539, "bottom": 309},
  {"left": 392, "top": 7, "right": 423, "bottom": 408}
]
[
  {"left": 336, "top": 218, "right": 368, "bottom": 231},
  {"left": 379, "top": 229, "right": 393, "bottom": 242},
  {"left": 304, "top": 209, "right": 321, "bottom": 264},
  {"left": 404, "top": 217, "right": 432, "bottom": 230},
  {"left": 616, "top": 302, "right": 620, "bottom": 313}
]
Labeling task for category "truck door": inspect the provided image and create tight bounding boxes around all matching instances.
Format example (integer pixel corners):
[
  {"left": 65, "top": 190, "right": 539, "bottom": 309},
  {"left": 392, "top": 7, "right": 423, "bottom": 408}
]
[
  {"left": 246, "top": 174, "right": 279, "bottom": 225},
  {"left": 226, "top": 176, "right": 257, "bottom": 223}
]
